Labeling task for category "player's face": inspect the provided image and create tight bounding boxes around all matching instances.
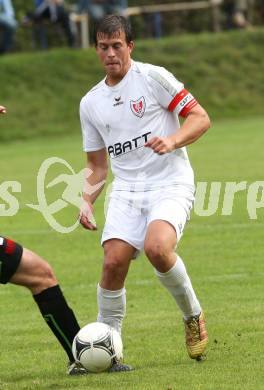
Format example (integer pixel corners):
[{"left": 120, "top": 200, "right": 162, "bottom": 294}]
[{"left": 96, "top": 30, "right": 134, "bottom": 86}]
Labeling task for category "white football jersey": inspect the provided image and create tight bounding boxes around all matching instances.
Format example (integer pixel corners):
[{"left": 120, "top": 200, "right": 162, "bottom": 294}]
[{"left": 80, "top": 60, "right": 197, "bottom": 190}]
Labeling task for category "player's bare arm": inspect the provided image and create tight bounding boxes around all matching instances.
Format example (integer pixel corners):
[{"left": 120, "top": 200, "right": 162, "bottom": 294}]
[
  {"left": 0, "top": 105, "right": 7, "bottom": 114},
  {"left": 79, "top": 148, "right": 108, "bottom": 230},
  {"left": 145, "top": 104, "right": 210, "bottom": 155}
]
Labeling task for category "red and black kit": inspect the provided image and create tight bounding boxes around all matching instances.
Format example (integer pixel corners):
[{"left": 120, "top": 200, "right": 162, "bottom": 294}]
[{"left": 0, "top": 236, "right": 23, "bottom": 284}]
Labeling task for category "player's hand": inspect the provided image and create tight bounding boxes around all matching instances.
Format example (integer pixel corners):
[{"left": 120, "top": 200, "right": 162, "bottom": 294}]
[
  {"left": 79, "top": 201, "right": 97, "bottom": 231},
  {"left": 0, "top": 106, "right": 7, "bottom": 114},
  {"left": 145, "top": 136, "right": 175, "bottom": 155}
]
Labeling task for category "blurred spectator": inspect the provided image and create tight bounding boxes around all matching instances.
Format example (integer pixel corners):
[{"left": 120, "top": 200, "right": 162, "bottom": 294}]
[
  {"left": 222, "top": 0, "right": 249, "bottom": 28},
  {"left": 78, "top": 0, "right": 127, "bottom": 20},
  {"left": 0, "top": 0, "right": 17, "bottom": 54},
  {"left": 143, "top": 12, "right": 162, "bottom": 39},
  {"left": 24, "top": 0, "right": 75, "bottom": 49},
  {"left": 233, "top": 0, "right": 249, "bottom": 27},
  {"left": 261, "top": 0, "right": 264, "bottom": 19},
  {"left": 222, "top": 0, "right": 236, "bottom": 28}
]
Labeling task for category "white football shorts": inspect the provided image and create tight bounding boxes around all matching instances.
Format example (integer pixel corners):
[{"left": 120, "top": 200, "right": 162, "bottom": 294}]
[{"left": 101, "top": 184, "right": 195, "bottom": 254}]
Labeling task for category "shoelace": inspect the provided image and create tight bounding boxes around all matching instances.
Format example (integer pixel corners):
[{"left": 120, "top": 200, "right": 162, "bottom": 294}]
[{"left": 186, "top": 317, "right": 200, "bottom": 342}]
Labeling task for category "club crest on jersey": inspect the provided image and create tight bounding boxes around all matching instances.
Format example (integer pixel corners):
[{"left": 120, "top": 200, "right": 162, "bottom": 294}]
[{"left": 130, "top": 96, "right": 146, "bottom": 118}]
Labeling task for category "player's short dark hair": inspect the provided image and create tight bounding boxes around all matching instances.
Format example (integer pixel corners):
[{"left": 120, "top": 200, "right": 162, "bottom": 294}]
[{"left": 93, "top": 15, "right": 133, "bottom": 46}]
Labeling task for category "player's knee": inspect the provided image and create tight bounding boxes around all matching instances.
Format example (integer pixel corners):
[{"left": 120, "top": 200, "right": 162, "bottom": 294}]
[
  {"left": 25, "top": 253, "right": 57, "bottom": 291},
  {"left": 40, "top": 260, "right": 57, "bottom": 285},
  {"left": 30, "top": 266, "right": 57, "bottom": 294},
  {"left": 144, "top": 241, "right": 168, "bottom": 262},
  {"left": 103, "top": 255, "right": 124, "bottom": 276}
]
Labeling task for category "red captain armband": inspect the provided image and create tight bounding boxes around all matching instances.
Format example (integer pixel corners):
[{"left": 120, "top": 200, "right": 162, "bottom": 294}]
[{"left": 168, "top": 88, "right": 198, "bottom": 117}]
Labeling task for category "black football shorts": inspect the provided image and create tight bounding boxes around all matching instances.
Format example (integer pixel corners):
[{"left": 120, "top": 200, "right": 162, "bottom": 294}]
[{"left": 0, "top": 235, "right": 23, "bottom": 284}]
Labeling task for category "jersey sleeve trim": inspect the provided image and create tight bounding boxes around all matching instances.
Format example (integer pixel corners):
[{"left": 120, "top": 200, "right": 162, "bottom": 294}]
[
  {"left": 148, "top": 69, "right": 178, "bottom": 97},
  {"left": 168, "top": 88, "right": 198, "bottom": 117}
]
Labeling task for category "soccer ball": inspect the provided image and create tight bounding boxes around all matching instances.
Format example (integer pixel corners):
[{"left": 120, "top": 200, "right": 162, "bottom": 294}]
[{"left": 72, "top": 322, "right": 123, "bottom": 373}]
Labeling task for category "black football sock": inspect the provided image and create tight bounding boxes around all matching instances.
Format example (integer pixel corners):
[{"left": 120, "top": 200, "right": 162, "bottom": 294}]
[{"left": 33, "top": 285, "right": 80, "bottom": 362}]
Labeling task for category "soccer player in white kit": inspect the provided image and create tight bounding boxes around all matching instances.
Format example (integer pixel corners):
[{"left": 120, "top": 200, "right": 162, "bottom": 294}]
[{"left": 79, "top": 15, "right": 210, "bottom": 369}]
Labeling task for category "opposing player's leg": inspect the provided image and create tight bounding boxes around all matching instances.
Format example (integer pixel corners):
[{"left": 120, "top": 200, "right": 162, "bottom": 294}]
[
  {"left": 0, "top": 236, "right": 85, "bottom": 375},
  {"left": 144, "top": 220, "right": 208, "bottom": 360},
  {"left": 9, "top": 247, "right": 58, "bottom": 293}
]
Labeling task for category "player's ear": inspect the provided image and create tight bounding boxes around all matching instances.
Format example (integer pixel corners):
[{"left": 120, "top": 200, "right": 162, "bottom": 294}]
[{"left": 128, "top": 41, "right": 134, "bottom": 54}]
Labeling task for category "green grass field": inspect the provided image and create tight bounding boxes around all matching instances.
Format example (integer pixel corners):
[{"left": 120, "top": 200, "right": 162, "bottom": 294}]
[{"left": 0, "top": 115, "right": 263, "bottom": 390}]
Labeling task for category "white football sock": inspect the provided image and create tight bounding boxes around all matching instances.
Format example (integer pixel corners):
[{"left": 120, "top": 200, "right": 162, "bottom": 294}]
[
  {"left": 155, "top": 255, "right": 201, "bottom": 320},
  {"left": 97, "top": 284, "right": 126, "bottom": 334}
]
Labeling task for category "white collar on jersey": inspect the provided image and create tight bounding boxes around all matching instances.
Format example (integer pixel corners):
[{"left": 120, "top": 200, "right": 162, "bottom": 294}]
[{"left": 104, "top": 60, "right": 135, "bottom": 91}]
